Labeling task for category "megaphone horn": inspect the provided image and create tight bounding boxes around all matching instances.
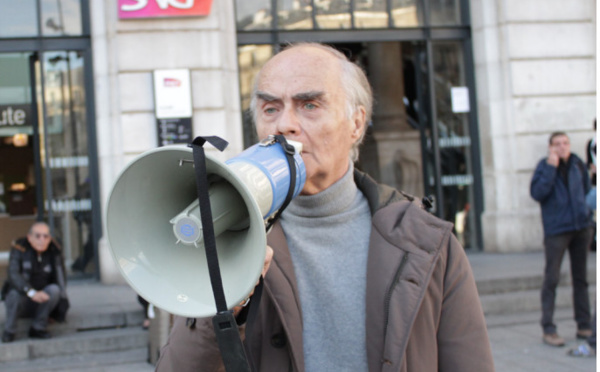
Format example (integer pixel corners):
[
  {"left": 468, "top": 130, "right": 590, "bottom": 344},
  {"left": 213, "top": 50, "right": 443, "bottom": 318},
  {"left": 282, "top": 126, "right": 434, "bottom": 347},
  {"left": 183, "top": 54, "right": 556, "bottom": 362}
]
[{"left": 106, "top": 136, "right": 306, "bottom": 318}]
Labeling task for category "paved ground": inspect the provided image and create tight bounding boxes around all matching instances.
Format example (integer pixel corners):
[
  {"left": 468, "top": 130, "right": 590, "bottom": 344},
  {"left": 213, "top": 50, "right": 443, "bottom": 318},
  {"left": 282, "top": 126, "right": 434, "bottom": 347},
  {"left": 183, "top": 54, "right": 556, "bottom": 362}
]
[
  {"left": 489, "top": 309, "right": 596, "bottom": 372},
  {"left": 0, "top": 250, "right": 596, "bottom": 371},
  {"left": 471, "top": 251, "right": 597, "bottom": 372}
]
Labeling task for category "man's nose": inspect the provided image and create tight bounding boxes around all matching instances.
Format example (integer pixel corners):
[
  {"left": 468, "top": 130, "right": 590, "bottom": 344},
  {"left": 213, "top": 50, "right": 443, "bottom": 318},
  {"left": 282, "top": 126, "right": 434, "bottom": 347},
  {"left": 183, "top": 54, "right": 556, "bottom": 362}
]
[{"left": 276, "top": 107, "right": 301, "bottom": 135}]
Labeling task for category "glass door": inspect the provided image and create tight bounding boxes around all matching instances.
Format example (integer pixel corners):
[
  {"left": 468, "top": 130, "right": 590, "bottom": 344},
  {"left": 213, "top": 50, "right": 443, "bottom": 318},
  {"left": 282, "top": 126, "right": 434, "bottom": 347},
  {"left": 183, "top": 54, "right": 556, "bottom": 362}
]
[
  {"left": 0, "top": 53, "right": 38, "bottom": 254},
  {"left": 0, "top": 51, "right": 95, "bottom": 276},
  {"left": 236, "top": 41, "right": 482, "bottom": 250},
  {"left": 38, "top": 51, "right": 94, "bottom": 275},
  {"left": 430, "top": 41, "right": 478, "bottom": 249}
]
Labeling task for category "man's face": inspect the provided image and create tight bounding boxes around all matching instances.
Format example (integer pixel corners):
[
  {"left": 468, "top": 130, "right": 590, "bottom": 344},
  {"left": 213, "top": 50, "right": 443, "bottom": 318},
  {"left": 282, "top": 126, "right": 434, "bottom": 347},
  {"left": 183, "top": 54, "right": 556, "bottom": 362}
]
[
  {"left": 27, "top": 224, "right": 51, "bottom": 253},
  {"left": 254, "top": 46, "right": 365, "bottom": 195},
  {"left": 550, "top": 135, "right": 571, "bottom": 161}
]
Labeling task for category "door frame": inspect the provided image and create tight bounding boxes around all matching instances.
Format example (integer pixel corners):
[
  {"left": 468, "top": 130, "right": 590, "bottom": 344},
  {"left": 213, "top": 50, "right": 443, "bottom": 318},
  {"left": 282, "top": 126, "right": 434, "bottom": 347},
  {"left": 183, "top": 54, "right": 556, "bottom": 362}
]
[{"left": 0, "top": 0, "right": 101, "bottom": 277}]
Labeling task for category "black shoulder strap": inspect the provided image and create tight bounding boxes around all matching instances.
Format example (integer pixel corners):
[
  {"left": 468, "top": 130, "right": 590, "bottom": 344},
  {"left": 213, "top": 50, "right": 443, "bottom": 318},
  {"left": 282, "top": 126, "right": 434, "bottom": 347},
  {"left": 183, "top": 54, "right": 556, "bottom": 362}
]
[{"left": 188, "top": 136, "right": 252, "bottom": 372}]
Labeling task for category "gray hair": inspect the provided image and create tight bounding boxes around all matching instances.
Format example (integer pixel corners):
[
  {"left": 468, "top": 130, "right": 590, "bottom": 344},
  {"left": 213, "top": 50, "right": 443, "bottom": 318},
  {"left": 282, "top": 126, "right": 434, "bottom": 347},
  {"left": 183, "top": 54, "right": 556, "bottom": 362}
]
[{"left": 250, "top": 42, "right": 373, "bottom": 162}]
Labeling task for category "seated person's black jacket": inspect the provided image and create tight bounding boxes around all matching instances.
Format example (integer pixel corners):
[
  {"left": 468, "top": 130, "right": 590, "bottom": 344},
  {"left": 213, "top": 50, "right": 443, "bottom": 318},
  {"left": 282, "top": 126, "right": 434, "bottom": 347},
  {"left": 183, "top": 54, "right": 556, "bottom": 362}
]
[{"left": 2, "top": 237, "right": 69, "bottom": 321}]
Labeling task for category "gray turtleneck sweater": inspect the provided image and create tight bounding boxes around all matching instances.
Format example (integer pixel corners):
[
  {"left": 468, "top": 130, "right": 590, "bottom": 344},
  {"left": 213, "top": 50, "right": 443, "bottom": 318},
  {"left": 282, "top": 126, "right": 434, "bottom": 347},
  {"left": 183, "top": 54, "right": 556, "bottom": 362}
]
[{"left": 280, "top": 163, "right": 371, "bottom": 371}]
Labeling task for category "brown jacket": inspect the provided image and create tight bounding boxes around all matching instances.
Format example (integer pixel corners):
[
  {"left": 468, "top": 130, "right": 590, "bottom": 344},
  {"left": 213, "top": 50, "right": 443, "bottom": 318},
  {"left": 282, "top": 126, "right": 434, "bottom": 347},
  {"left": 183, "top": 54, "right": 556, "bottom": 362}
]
[{"left": 156, "top": 171, "right": 494, "bottom": 372}]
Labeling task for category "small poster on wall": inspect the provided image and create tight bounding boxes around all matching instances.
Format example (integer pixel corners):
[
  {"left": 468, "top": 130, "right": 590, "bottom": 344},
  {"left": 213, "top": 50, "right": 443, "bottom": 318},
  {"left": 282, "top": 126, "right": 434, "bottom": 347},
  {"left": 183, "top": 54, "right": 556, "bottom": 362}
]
[
  {"left": 153, "top": 69, "right": 193, "bottom": 119},
  {"left": 451, "top": 86, "right": 470, "bottom": 113}
]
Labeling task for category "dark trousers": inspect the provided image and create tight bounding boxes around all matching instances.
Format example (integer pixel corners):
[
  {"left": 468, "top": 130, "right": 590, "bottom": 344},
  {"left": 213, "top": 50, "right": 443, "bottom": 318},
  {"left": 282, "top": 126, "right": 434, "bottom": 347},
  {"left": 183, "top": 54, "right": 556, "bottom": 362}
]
[
  {"left": 3, "top": 284, "right": 61, "bottom": 334},
  {"left": 541, "top": 227, "right": 593, "bottom": 334}
]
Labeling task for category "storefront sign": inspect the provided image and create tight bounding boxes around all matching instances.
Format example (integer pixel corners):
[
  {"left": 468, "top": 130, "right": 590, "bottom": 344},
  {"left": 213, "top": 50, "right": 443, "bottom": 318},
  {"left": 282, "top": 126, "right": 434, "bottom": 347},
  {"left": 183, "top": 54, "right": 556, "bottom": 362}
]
[
  {"left": 118, "top": 0, "right": 213, "bottom": 19},
  {"left": 153, "top": 69, "right": 193, "bottom": 119},
  {"left": 0, "top": 104, "right": 32, "bottom": 136}
]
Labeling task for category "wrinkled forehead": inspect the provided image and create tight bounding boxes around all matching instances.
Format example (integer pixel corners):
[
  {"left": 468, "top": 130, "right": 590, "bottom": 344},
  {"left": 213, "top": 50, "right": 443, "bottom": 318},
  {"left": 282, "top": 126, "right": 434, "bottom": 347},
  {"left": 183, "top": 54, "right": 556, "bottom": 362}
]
[{"left": 258, "top": 47, "right": 343, "bottom": 90}]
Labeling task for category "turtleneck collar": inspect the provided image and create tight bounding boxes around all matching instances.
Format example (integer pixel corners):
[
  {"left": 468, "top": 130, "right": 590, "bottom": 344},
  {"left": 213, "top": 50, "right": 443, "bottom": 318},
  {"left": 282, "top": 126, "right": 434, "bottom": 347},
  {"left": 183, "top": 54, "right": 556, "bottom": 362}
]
[{"left": 283, "top": 160, "right": 358, "bottom": 218}]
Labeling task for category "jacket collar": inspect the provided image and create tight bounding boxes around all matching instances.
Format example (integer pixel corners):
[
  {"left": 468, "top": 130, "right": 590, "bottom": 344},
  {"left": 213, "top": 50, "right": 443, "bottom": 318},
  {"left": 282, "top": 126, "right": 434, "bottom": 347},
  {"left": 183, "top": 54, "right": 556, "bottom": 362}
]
[{"left": 266, "top": 170, "right": 452, "bottom": 372}]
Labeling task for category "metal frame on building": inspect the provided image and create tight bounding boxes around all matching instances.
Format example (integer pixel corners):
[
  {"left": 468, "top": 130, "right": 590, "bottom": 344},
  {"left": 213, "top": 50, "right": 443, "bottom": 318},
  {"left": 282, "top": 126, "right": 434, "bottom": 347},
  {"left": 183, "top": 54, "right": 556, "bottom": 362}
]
[{"left": 235, "top": 0, "right": 484, "bottom": 250}]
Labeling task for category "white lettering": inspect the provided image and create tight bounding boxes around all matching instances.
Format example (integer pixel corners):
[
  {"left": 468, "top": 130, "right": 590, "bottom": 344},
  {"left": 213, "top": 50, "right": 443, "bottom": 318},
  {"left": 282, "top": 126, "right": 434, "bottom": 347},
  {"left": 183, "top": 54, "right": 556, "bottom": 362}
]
[
  {"left": 6, "top": 107, "right": 13, "bottom": 125},
  {"left": 156, "top": 0, "right": 194, "bottom": 9},
  {"left": 121, "top": 0, "right": 148, "bottom": 11},
  {"left": 122, "top": 0, "right": 194, "bottom": 11},
  {"left": 0, "top": 107, "right": 27, "bottom": 126},
  {"left": 13, "top": 110, "right": 25, "bottom": 125}
]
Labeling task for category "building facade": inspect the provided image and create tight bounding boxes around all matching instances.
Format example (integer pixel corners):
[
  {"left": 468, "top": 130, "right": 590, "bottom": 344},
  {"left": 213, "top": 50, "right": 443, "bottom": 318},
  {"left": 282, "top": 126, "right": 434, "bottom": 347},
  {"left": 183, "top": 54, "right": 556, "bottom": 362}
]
[{"left": 0, "top": 0, "right": 595, "bottom": 284}]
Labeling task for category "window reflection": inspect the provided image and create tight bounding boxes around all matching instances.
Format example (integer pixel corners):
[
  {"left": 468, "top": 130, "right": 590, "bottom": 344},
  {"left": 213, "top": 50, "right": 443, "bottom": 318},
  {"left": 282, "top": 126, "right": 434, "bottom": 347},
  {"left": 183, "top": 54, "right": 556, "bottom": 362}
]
[
  {"left": 0, "top": 0, "right": 38, "bottom": 38},
  {"left": 354, "top": 0, "right": 388, "bottom": 29},
  {"left": 236, "top": 0, "right": 272, "bottom": 30},
  {"left": 278, "top": 0, "right": 313, "bottom": 29},
  {"left": 315, "top": 0, "right": 351, "bottom": 29},
  {"left": 238, "top": 45, "right": 273, "bottom": 146},
  {"left": 391, "top": 0, "right": 421, "bottom": 27},
  {"left": 41, "top": 0, "right": 83, "bottom": 36},
  {"left": 0, "top": 53, "right": 35, "bottom": 217},
  {"left": 432, "top": 41, "right": 474, "bottom": 248},
  {"left": 43, "top": 51, "right": 92, "bottom": 272},
  {"left": 429, "top": 0, "right": 460, "bottom": 26}
]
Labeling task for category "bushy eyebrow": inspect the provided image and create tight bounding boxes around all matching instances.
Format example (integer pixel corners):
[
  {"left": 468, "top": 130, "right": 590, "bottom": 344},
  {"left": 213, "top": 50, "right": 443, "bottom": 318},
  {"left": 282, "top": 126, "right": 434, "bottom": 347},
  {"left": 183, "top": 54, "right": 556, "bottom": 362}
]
[
  {"left": 293, "top": 91, "right": 325, "bottom": 101},
  {"left": 255, "top": 90, "right": 325, "bottom": 103},
  {"left": 256, "top": 91, "right": 279, "bottom": 103}
]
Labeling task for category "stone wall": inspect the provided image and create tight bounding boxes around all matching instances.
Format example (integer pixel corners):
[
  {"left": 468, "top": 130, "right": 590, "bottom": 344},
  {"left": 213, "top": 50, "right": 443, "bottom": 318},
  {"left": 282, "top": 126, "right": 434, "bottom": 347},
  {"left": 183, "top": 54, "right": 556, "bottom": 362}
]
[
  {"left": 471, "top": 0, "right": 596, "bottom": 252},
  {"left": 92, "top": 0, "right": 242, "bottom": 283}
]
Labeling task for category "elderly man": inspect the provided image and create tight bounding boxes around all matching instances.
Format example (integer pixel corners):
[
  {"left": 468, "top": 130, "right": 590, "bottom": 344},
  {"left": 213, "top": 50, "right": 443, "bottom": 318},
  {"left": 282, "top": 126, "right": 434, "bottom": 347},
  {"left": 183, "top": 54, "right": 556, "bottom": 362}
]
[
  {"left": 2, "top": 222, "right": 67, "bottom": 342},
  {"left": 531, "top": 132, "right": 594, "bottom": 347},
  {"left": 156, "top": 43, "right": 494, "bottom": 371}
]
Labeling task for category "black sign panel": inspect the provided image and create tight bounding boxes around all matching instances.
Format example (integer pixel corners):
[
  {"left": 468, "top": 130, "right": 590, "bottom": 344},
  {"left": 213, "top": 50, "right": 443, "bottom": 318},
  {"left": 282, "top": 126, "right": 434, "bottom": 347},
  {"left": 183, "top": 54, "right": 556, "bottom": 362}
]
[
  {"left": 156, "top": 117, "right": 193, "bottom": 147},
  {"left": 0, "top": 104, "right": 32, "bottom": 134}
]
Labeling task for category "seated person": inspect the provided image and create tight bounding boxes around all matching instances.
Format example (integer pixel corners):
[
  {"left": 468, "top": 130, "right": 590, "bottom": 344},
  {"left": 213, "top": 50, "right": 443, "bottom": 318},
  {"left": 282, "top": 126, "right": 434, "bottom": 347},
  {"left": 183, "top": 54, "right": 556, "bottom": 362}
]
[{"left": 2, "top": 221, "right": 68, "bottom": 342}]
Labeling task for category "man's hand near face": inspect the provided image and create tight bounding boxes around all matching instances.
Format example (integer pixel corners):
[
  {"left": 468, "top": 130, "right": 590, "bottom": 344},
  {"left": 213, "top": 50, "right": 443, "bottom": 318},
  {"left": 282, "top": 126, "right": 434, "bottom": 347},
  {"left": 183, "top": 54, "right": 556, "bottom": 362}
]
[{"left": 547, "top": 147, "right": 560, "bottom": 167}]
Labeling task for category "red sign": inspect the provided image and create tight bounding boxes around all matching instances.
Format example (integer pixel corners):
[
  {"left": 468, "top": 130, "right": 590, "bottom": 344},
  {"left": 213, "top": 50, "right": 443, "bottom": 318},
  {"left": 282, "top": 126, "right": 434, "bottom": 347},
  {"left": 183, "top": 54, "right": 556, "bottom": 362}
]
[{"left": 118, "top": 0, "right": 213, "bottom": 19}]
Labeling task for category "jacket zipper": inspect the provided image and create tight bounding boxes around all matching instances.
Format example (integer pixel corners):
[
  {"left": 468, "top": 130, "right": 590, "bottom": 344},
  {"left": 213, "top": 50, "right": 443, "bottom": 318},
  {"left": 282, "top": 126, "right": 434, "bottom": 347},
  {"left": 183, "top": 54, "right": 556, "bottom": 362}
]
[{"left": 382, "top": 251, "right": 409, "bottom": 340}]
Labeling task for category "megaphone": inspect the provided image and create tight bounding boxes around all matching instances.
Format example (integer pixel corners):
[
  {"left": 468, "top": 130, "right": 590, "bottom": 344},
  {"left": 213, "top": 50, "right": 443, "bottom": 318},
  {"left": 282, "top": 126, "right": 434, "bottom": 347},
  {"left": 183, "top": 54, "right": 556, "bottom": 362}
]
[{"left": 106, "top": 136, "right": 306, "bottom": 318}]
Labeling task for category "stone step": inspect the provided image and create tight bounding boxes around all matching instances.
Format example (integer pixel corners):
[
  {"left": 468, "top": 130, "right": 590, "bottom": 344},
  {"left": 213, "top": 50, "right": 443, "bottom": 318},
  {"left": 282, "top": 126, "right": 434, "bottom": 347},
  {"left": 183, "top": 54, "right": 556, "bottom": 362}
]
[
  {"left": 0, "top": 347, "right": 153, "bottom": 372},
  {"left": 480, "top": 285, "right": 596, "bottom": 316},
  {"left": 475, "top": 268, "right": 596, "bottom": 295},
  {"left": 0, "top": 327, "right": 149, "bottom": 363},
  {"left": 485, "top": 307, "right": 575, "bottom": 329},
  {"left": 6, "top": 307, "right": 145, "bottom": 339}
]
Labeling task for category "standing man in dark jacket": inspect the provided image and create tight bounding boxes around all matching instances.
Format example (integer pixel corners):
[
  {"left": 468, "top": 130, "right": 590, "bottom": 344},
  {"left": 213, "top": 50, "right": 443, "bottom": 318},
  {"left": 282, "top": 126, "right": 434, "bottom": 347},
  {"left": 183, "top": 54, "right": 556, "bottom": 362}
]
[
  {"left": 530, "top": 131, "right": 594, "bottom": 347},
  {"left": 2, "top": 222, "right": 67, "bottom": 343}
]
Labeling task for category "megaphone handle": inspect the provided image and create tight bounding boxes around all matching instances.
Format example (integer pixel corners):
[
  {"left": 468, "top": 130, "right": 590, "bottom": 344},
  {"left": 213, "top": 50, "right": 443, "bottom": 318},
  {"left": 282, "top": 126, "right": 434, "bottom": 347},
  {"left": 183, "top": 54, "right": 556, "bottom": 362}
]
[{"left": 189, "top": 137, "right": 254, "bottom": 372}]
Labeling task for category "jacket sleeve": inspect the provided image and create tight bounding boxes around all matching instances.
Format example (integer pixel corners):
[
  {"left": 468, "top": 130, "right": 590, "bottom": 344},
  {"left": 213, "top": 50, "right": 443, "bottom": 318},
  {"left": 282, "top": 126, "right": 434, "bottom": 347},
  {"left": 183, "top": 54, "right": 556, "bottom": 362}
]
[
  {"left": 7, "top": 248, "right": 30, "bottom": 294},
  {"left": 53, "top": 250, "right": 68, "bottom": 298},
  {"left": 156, "top": 316, "right": 242, "bottom": 372},
  {"left": 437, "top": 234, "right": 495, "bottom": 372},
  {"left": 578, "top": 157, "right": 592, "bottom": 196},
  {"left": 530, "top": 159, "right": 558, "bottom": 202}
]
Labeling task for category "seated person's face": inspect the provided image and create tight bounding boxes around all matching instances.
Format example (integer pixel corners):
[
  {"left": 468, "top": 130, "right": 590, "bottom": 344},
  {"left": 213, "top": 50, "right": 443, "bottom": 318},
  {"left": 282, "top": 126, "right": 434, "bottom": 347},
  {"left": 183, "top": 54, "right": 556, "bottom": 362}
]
[{"left": 27, "top": 226, "right": 51, "bottom": 253}]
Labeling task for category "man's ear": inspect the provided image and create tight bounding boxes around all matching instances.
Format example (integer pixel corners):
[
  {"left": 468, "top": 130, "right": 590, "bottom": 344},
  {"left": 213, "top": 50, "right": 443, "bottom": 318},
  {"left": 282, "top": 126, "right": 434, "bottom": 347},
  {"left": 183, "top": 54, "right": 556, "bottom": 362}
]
[{"left": 351, "top": 106, "right": 367, "bottom": 141}]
